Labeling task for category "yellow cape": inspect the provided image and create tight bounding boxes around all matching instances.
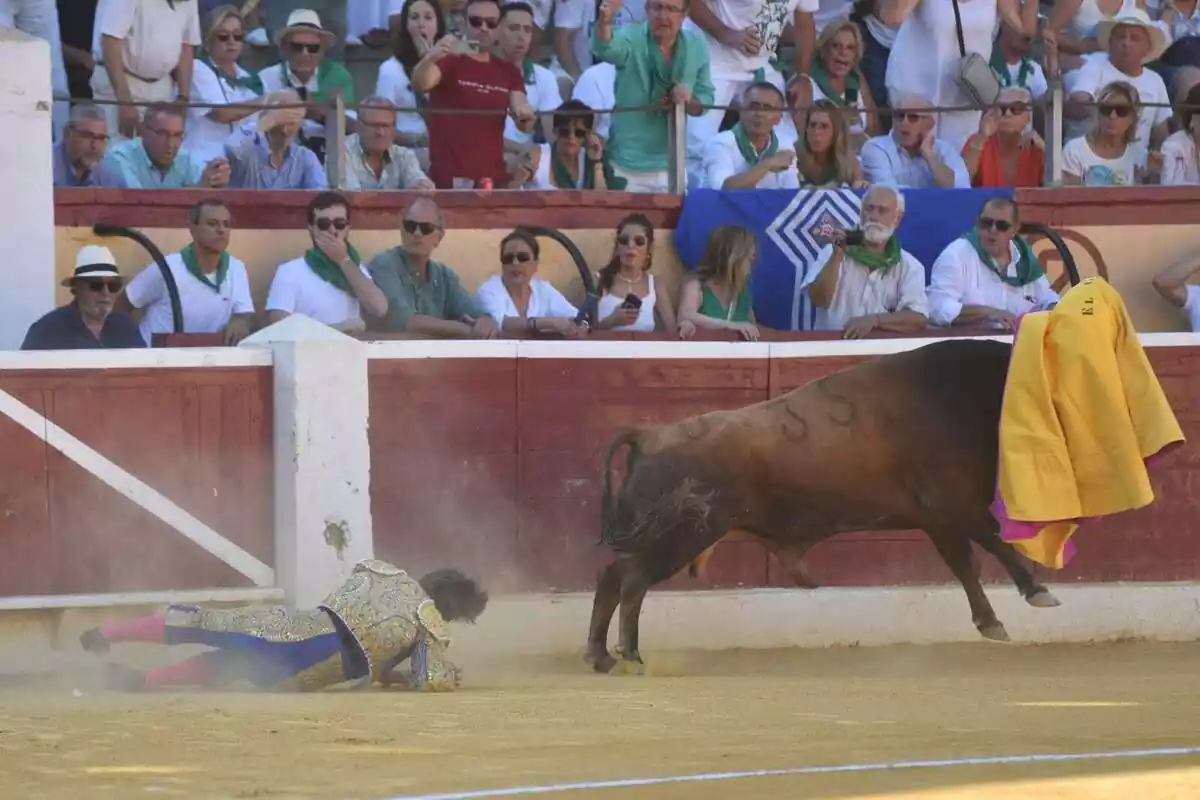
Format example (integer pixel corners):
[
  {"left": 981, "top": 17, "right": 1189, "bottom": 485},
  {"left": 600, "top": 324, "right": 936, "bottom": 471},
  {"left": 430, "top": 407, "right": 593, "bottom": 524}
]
[{"left": 996, "top": 277, "right": 1185, "bottom": 568}]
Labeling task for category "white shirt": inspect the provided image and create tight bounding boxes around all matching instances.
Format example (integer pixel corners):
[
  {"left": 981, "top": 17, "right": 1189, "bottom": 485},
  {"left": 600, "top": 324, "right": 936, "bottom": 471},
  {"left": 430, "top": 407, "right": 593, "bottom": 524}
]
[
  {"left": 1064, "top": 57, "right": 1171, "bottom": 145},
  {"left": 474, "top": 275, "right": 579, "bottom": 325},
  {"left": 802, "top": 244, "right": 930, "bottom": 331},
  {"left": 814, "top": 0, "right": 854, "bottom": 34},
  {"left": 1061, "top": 135, "right": 1146, "bottom": 185},
  {"left": 928, "top": 238, "right": 1059, "bottom": 327},
  {"left": 1160, "top": 130, "right": 1200, "bottom": 186},
  {"left": 374, "top": 57, "right": 429, "bottom": 139},
  {"left": 92, "top": 0, "right": 201, "bottom": 82},
  {"left": 124, "top": 251, "right": 254, "bottom": 344},
  {"left": 1183, "top": 284, "right": 1200, "bottom": 331},
  {"left": 702, "top": 128, "right": 801, "bottom": 188},
  {"left": 572, "top": 62, "right": 616, "bottom": 139},
  {"left": 526, "top": 142, "right": 588, "bottom": 189},
  {"left": 187, "top": 59, "right": 261, "bottom": 164},
  {"left": 258, "top": 63, "right": 358, "bottom": 140},
  {"left": 505, "top": 62, "right": 563, "bottom": 144},
  {"left": 556, "top": 0, "right": 647, "bottom": 74},
  {"left": 1001, "top": 58, "right": 1048, "bottom": 100},
  {"left": 694, "top": 0, "right": 816, "bottom": 78},
  {"left": 860, "top": 133, "right": 971, "bottom": 188},
  {"left": 266, "top": 256, "right": 371, "bottom": 328},
  {"left": 597, "top": 275, "right": 658, "bottom": 331}
]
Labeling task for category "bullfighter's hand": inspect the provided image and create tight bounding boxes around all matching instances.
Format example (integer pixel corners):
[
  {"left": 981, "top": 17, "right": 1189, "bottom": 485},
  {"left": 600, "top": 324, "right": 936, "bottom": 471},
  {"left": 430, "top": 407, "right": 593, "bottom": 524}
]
[
  {"left": 678, "top": 318, "right": 697, "bottom": 340},
  {"left": 472, "top": 315, "right": 500, "bottom": 339},
  {"left": 734, "top": 322, "right": 760, "bottom": 341},
  {"left": 842, "top": 314, "right": 879, "bottom": 340}
]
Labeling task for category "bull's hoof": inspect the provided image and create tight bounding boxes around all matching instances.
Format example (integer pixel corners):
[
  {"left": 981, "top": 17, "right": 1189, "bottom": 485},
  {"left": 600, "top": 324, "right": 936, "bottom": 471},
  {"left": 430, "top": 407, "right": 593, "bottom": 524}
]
[
  {"left": 611, "top": 657, "right": 646, "bottom": 676},
  {"left": 585, "top": 650, "right": 617, "bottom": 674},
  {"left": 978, "top": 622, "right": 1010, "bottom": 642},
  {"left": 1025, "top": 588, "right": 1061, "bottom": 608},
  {"left": 79, "top": 628, "right": 110, "bottom": 655}
]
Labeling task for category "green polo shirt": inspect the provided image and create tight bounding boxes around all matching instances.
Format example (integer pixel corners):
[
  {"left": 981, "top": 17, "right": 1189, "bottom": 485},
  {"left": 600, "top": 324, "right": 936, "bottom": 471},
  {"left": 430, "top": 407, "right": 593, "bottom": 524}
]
[
  {"left": 365, "top": 247, "right": 483, "bottom": 332},
  {"left": 591, "top": 22, "right": 715, "bottom": 173}
]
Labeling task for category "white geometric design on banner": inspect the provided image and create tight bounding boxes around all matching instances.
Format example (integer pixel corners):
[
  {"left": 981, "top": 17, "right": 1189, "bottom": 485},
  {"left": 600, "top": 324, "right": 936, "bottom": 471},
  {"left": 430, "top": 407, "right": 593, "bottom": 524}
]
[{"left": 765, "top": 189, "right": 862, "bottom": 330}]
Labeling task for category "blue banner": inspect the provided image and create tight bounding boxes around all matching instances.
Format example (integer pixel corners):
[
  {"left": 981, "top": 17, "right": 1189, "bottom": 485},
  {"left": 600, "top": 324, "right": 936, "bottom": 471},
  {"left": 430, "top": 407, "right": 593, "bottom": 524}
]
[{"left": 673, "top": 187, "right": 1014, "bottom": 331}]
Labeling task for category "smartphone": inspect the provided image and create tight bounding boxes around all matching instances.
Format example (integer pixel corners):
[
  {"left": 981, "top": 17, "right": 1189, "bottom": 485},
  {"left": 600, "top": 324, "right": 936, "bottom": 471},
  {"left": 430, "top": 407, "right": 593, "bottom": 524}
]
[
  {"left": 450, "top": 38, "right": 478, "bottom": 54},
  {"left": 621, "top": 293, "right": 643, "bottom": 310},
  {"left": 843, "top": 229, "right": 865, "bottom": 247}
]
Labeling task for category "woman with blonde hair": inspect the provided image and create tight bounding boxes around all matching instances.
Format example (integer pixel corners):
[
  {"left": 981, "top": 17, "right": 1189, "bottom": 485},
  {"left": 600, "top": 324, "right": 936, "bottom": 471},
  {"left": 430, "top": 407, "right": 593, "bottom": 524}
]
[
  {"left": 676, "top": 225, "right": 761, "bottom": 341},
  {"left": 186, "top": 5, "right": 265, "bottom": 164},
  {"left": 1062, "top": 81, "right": 1152, "bottom": 185},
  {"left": 785, "top": 19, "right": 882, "bottom": 146},
  {"left": 794, "top": 99, "right": 867, "bottom": 188}
]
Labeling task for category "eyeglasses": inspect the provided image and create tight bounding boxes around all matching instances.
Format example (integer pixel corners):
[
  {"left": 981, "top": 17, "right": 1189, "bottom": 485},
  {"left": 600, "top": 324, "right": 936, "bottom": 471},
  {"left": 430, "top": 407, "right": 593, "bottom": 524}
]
[
  {"left": 403, "top": 220, "right": 439, "bottom": 236},
  {"left": 978, "top": 216, "right": 1013, "bottom": 233},
  {"left": 501, "top": 251, "right": 533, "bottom": 265},
  {"left": 214, "top": 32, "right": 244, "bottom": 43},
  {"left": 146, "top": 126, "right": 184, "bottom": 142},
  {"left": 998, "top": 102, "right": 1028, "bottom": 116},
  {"left": 1098, "top": 103, "right": 1133, "bottom": 118},
  {"left": 618, "top": 233, "right": 648, "bottom": 247},
  {"left": 82, "top": 279, "right": 122, "bottom": 293},
  {"left": 556, "top": 126, "right": 588, "bottom": 140},
  {"left": 896, "top": 111, "right": 927, "bottom": 123},
  {"left": 468, "top": 15, "right": 499, "bottom": 28},
  {"left": 289, "top": 41, "right": 322, "bottom": 54},
  {"left": 314, "top": 217, "right": 349, "bottom": 231}
]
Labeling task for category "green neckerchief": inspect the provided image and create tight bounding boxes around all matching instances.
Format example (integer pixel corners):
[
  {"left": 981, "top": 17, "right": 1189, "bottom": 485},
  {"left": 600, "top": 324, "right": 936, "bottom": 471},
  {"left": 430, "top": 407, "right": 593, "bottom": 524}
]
[
  {"left": 200, "top": 54, "right": 263, "bottom": 94},
  {"left": 304, "top": 242, "right": 362, "bottom": 295},
  {"left": 963, "top": 229, "right": 1043, "bottom": 287},
  {"left": 989, "top": 47, "right": 1032, "bottom": 89},
  {"left": 522, "top": 56, "right": 535, "bottom": 83},
  {"left": 283, "top": 59, "right": 357, "bottom": 105},
  {"left": 846, "top": 236, "right": 901, "bottom": 273},
  {"left": 732, "top": 122, "right": 778, "bottom": 166},
  {"left": 549, "top": 143, "right": 628, "bottom": 190},
  {"left": 809, "top": 62, "right": 860, "bottom": 106},
  {"left": 647, "top": 25, "right": 685, "bottom": 106},
  {"left": 180, "top": 243, "right": 229, "bottom": 292}
]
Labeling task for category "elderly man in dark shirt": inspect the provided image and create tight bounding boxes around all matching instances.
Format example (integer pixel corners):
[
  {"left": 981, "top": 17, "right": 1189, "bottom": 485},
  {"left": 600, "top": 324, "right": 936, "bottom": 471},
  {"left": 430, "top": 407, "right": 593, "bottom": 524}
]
[{"left": 22, "top": 245, "right": 146, "bottom": 350}]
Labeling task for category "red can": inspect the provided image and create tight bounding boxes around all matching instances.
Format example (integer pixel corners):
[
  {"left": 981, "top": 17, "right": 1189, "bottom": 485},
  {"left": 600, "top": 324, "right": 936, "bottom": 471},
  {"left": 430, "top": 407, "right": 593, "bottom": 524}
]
[{"left": 479, "top": 177, "right": 494, "bottom": 191}]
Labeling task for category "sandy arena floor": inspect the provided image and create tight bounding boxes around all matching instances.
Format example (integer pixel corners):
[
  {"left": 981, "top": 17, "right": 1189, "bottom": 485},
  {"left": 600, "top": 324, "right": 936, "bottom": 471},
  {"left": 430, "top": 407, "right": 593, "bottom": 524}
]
[{"left": 1, "top": 642, "right": 1198, "bottom": 799}]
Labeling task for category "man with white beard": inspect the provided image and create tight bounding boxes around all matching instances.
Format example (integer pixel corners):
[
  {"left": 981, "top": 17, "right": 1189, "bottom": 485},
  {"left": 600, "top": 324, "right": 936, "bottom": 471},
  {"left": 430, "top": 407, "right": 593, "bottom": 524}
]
[{"left": 799, "top": 184, "right": 930, "bottom": 339}]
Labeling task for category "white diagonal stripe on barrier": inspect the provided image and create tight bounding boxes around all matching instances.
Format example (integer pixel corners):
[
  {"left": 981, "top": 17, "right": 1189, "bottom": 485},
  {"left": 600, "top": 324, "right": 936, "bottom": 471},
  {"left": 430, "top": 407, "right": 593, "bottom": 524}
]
[{"left": 0, "top": 389, "right": 273, "bottom": 587}]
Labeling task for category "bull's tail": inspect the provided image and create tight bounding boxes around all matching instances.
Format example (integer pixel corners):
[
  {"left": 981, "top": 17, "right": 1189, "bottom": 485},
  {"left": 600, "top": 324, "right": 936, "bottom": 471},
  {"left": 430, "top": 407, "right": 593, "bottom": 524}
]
[{"left": 600, "top": 428, "right": 643, "bottom": 548}]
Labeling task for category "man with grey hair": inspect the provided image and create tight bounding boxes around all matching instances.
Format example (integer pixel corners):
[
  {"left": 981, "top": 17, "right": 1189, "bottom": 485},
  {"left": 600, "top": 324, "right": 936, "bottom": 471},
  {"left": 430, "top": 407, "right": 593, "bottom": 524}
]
[
  {"left": 364, "top": 197, "right": 499, "bottom": 339},
  {"left": 226, "top": 88, "right": 328, "bottom": 189},
  {"left": 799, "top": 184, "right": 930, "bottom": 339},
  {"left": 54, "top": 104, "right": 110, "bottom": 187},
  {"left": 860, "top": 93, "right": 970, "bottom": 188},
  {"left": 961, "top": 86, "right": 1044, "bottom": 187},
  {"left": 342, "top": 97, "right": 435, "bottom": 191},
  {"left": 93, "top": 102, "right": 229, "bottom": 188}
]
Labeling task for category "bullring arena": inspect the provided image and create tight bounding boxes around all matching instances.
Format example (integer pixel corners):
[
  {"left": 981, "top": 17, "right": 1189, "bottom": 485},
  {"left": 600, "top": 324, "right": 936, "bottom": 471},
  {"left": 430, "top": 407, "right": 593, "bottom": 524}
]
[{"left": 2, "top": 331, "right": 1200, "bottom": 799}]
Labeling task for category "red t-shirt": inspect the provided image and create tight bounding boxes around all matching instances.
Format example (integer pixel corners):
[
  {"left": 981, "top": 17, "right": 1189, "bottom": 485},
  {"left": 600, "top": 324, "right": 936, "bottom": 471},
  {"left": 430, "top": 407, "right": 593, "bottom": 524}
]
[{"left": 427, "top": 54, "right": 524, "bottom": 189}]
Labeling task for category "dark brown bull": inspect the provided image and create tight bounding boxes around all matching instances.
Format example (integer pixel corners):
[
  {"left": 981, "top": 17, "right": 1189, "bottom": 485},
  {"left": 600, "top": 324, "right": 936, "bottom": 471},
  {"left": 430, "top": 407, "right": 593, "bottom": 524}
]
[{"left": 585, "top": 338, "right": 1061, "bottom": 673}]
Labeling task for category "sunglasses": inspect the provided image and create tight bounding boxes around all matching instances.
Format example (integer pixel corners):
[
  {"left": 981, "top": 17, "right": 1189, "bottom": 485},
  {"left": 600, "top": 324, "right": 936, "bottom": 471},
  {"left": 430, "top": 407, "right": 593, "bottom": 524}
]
[
  {"left": 556, "top": 126, "right": 588, "bottom": 140},
  {"left": 1098, "top": 103, "right": 1133, "bottom": 118},
  {"left": 468, "top": 15, "right": 499, "bottom": 29},
  {"left": 289, "top": 42, "right": 322, "bottom": 54},
  {"left": 978, "top": 216, "right": 1013, "bottom": 233},
  {"left": 214, "top": 31, "right": 244, "bottom": 43},
  {"left": 896, "top": 111, "right": 927, "bottom": 123},
  {"left": 403, "top": 220, "right": 439, "bottom": 236},
  {"left": 501, "top": 251, "right": 533, "bottom": 265},
  {"left": 618, "top": 233, "right": 648, "bottom": 247},
  {"left": 998, "top": 102, "right": 1028, "bottom": 116},
  {"left": 314, "top": 217, "right": 349, "bottom": 231},
  {"left": 82, "top": 279, "right": 122, "bottom": 293}
]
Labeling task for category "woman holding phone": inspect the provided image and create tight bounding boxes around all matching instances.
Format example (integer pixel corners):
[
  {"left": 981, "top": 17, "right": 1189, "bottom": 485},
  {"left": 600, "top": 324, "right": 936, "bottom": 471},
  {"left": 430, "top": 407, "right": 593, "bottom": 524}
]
[{"left": 595, "top": 213, "right": 681, "bottom": 334}]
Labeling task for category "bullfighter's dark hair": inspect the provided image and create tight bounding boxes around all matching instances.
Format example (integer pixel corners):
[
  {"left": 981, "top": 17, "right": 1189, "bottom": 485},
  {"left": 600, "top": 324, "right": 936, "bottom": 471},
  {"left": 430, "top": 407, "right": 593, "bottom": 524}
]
[
  {"left": 501, "top": 229, "right": 540, "bottom": 260},
  {"left": 306, "top": 191, "right": 352, "bottom": 226},
  {"left": 597, "top": 213, "right": 655, "bottom": 295},
  {"left": 419, "top": 568, "right": 489, "bottom": 623},
  {"left": 390, "top": 0, "right": 447, "bottom": 78}
]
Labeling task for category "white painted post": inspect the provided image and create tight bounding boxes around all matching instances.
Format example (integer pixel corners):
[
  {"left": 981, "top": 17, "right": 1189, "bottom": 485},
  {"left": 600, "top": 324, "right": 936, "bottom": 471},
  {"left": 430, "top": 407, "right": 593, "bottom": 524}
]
[
  {"left": 240, "top": 315, "right": 375, "bottom": 607},
  {"left": 0, "top": 27, "right": 55, "bottom": 350}
]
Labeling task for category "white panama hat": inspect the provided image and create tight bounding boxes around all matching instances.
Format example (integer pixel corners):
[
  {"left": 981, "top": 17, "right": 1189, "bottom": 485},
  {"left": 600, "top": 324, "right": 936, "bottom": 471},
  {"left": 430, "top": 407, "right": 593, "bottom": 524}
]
[
  {"left": 273, "top": 9, "right": 338, "bottom": 49},
  {"left": 62, "top": 245, "right": 123, "bottom": 287},
  {"left": 1097, "top": 9, "right": 1169, "bottom": 66}
]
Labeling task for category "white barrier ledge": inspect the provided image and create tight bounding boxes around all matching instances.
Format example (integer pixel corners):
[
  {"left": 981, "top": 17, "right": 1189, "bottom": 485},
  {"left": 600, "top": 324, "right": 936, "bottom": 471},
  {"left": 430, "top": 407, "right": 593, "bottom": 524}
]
[
  {"left": 0, "top": 348, "right": 273, "bottom": 370},
  {"left": 0, "top": 587, "right": 285, "bottom": 612},
  {"left": 451, "top": 582, "right": 1200, "bottom": 658}
]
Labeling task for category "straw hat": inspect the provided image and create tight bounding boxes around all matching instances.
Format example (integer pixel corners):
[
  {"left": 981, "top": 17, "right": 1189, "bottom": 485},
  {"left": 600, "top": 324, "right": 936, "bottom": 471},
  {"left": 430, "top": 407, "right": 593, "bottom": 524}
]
[
  {"left": 273, "top": 9, "right": 337, "bottom": 49},
  {"left": 1097, "top": 9, "right": 1169, "bottom": 65},
  {"left": 62, "top": 245, "right": 123, "bottom": 287}
]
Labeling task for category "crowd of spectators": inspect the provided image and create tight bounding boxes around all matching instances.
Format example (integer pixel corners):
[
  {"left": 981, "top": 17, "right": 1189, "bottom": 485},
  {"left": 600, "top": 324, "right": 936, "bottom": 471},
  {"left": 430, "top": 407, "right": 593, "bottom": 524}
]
[{"left": 27, "top": 0, "right": 1200, "bottom": 192}]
